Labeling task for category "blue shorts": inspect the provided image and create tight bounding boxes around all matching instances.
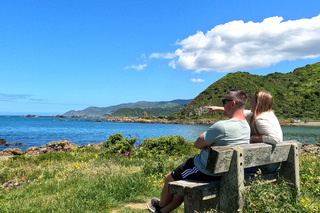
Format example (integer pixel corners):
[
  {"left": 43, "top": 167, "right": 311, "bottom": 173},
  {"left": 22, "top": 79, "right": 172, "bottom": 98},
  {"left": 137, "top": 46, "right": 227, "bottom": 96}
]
[{"left": 171, "top": 157, "right": 221, "bottom": 181}]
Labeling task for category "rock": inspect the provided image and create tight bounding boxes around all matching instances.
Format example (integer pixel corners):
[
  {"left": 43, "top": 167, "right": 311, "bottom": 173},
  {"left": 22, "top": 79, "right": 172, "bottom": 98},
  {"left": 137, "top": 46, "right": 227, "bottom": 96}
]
[
  {"left": 83, "top": 142, "right": 104, "bottom": 149},
  {"left": 0, "top": 139, "right": 6, "bottom": 144},
  {"left": 6, "top": 142, "right": 23, "bottom": 146},
  {"left": 1, "top": 180, "right": 21, "bottom": 189},
  {"left": 301, "top": 143, "right": 320, "bottom": 155},
  {"left": 25, "top": 114, "right": 37, "bottom": 117},
  {"left": 23, "top": 147, "right": 40, "bottom": 156},
  {"left": 42, "top": 140, "right": 79, "bottom": 153},
  {"left": 0, "top": 148, "right": 22, "bottom": 156}
]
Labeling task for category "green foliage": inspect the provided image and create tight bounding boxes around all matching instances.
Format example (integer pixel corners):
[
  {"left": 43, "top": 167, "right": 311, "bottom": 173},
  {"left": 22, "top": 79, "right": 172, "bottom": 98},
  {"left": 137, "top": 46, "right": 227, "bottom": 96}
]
[
  {"left": 179, "top": 62, "right": 320, "bottom": 120},
  {"left": 244, "top": 178, "right": 300, "bottom": 213},
  {"left": 137, "top": 135, "right": 193, "bottom": 157},
  {"left": 101, "top": 133, "right": 136, "bottom": 155},
  {"left": 144, "top": 115, "right": 155, "bottom": 119},
  {"left": 299, "top": 153, "right": 320, "bottom": 197},
  {"left": 0, "top": 138, "right": 319, "bottom": 213},
  {"left": 243, "top": 152, "right": 320, "bottom": 213},
  {"left": 111, "top": 105, "right": 185, "bottom": 117}
]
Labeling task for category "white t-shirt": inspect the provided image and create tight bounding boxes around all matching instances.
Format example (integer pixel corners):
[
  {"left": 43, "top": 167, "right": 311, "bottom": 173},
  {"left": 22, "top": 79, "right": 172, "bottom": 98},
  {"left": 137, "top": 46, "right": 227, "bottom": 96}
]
[{"left": 244, "top": 110, "right": 283, "bottom": 145}]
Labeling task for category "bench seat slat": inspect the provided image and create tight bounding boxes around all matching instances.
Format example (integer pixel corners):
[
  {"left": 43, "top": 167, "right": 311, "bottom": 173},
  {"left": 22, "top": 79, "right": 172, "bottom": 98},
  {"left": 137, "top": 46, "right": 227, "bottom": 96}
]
[{"left": 168, "top": 180, "right": 220, "bottom": 200}]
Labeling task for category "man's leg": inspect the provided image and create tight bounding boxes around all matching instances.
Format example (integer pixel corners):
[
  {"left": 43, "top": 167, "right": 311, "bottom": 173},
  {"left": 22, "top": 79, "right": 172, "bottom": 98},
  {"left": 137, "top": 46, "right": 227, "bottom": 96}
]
[
  {"left": 159, "top": 173, "right": 184, "bottom": 213},
  {"left": 159, "top": 172, "right": 175, "bottom": 207},
  {"left": 160, "top": 195, "right": 184, "bottom": 213}
]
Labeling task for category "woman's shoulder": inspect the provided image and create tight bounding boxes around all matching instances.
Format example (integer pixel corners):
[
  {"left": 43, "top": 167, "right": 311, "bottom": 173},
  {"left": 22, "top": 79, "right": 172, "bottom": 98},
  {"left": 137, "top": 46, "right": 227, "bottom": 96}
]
[{"left": 256, "top": 111, "right": 277, "bottom": 120}]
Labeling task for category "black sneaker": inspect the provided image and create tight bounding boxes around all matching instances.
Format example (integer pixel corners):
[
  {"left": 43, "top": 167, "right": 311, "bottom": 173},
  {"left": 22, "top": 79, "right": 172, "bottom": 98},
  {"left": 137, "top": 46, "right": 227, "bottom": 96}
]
[
  {"left": 147, "top": 197, "right": 162, "bottom": 212},
  {"left": 151, "top": 197, "right": 160, "bottom": 208}
]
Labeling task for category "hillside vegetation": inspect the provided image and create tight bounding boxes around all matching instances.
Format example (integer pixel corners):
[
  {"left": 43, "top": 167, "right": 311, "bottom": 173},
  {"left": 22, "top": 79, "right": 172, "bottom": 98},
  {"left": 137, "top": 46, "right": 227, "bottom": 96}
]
[
  {"left": 63, "top": 99, "right": 191, "bottom": 117},
  {"left": 111, "top": 105, "right": 184, "bottom": 117},
  {"left": 178, "top": 62, "right": 320, "bottom": 120}
]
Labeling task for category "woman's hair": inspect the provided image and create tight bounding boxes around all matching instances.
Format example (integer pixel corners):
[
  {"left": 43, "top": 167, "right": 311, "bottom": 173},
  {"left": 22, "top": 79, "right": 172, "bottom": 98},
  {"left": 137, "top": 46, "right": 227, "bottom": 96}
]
[{"left": 250, "top": 90, "right": 273, "bottom": 135}]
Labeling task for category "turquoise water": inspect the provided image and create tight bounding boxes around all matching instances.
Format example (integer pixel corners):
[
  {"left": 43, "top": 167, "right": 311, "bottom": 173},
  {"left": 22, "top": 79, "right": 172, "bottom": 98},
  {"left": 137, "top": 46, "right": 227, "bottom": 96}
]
[{"left": 0, "top": 116, "right": 319, "bottom": 151}]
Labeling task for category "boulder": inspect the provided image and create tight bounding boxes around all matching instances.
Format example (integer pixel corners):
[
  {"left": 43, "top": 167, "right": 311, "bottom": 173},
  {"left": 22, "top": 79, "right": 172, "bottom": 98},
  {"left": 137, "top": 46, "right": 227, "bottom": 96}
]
[
  {"left": 40, "top": 140, "right": 79, "bottom": 153},
  {"left": 23, "top": 147, "right": 40, "bottom": 156},
  {"left": 301, "top": 143, "right": 320, "bottom": 155},
  {"left": 0, "top": 139, "right": 6, "bottom": 144},
  {"left": 0, "top": 148, "right": 22, "bottom": 156}
]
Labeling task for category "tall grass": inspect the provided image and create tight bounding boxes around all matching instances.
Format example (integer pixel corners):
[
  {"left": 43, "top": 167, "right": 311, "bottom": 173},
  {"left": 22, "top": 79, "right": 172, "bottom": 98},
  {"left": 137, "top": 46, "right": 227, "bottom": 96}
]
[
  {"left": 0, "top": 135, "right": 319, "bottom": 212},
  {"left": 244, "top": 152, "right": 320, "bottom": 213}
]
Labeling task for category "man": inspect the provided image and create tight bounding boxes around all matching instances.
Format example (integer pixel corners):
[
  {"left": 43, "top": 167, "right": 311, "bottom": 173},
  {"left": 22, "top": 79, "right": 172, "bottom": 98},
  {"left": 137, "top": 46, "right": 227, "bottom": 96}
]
[{"left": 147, "top": 89, "right": 250, "bottom": 213}]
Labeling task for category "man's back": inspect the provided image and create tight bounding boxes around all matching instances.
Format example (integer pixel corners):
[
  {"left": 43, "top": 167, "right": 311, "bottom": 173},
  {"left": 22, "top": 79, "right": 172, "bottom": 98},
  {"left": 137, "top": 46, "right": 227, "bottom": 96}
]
[{"left": 194, "top": 118, "right": 250, "bottom": 176}]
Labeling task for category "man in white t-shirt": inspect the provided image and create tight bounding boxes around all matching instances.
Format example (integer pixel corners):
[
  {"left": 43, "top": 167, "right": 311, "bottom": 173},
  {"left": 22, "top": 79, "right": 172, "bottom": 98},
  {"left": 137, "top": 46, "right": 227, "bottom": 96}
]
[{"left": 147, "top": 89, "right": 250, "bottom": 213}]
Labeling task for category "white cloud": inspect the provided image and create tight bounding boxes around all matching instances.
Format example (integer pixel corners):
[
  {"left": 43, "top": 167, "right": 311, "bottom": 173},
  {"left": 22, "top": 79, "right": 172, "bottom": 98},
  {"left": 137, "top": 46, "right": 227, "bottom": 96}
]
[
  {"left": 191, "top": 78, "right": 205, "bottom": 83},
  {"left": 124, "top": 64, "right": 147, "bottom": 71},
  {"left": 151, "top": 14, "right": 320, "bottom": 72}
]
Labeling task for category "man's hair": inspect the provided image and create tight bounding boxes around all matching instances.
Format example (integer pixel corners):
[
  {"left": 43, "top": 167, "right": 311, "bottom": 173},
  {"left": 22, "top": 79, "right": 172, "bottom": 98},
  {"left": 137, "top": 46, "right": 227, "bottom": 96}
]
[{"left": 226, "top": 89, "right": 247, "bottom": 108}]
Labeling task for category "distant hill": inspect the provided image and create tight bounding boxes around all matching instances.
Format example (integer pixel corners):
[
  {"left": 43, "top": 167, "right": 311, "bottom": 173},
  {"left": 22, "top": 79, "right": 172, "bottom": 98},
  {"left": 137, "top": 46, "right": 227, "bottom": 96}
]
[
  {"left": 177, "top": 62, "right": 320, "bottom": 120},
  {"left": 111, "top": 105, "right": 185, "bottom": 117},
  {"left": 63, "top": 99, "right": 192, "bottom": 116}
]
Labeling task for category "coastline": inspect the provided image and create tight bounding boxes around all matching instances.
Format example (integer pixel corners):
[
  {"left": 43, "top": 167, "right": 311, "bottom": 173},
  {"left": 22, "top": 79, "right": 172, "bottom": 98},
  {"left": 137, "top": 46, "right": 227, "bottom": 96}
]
[
  {"left": 29, "top": 115, "right": 320, "bottom": 126},
  {"left": 111, "top": 118, "right": 320, "bottom": 127},
  {"left": 280, "top": 122, "right": 320, "bottom": 127}
]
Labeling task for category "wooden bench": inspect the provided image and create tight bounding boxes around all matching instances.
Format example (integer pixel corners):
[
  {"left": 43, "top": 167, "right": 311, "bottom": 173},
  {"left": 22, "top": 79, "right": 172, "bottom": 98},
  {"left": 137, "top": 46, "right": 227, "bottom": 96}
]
[{"left": 168, "top": 140, "right": 301, "bottom": 213}]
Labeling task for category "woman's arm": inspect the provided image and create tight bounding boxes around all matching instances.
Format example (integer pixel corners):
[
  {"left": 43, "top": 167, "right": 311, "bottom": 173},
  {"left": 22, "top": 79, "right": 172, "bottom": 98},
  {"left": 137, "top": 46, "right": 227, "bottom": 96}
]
[
  {"left": 253, "top": 116, "right": 283, "bottom": 145},
  {"left": 250, "top": 135, "right": 264, "bottom": 143}
]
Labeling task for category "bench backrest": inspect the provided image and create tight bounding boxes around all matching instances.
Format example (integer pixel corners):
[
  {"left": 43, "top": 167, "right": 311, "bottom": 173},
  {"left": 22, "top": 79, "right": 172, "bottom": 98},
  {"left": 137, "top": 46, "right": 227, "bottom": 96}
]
[{"left": 206, "top": 140, "right": 301, "bottom": 174}]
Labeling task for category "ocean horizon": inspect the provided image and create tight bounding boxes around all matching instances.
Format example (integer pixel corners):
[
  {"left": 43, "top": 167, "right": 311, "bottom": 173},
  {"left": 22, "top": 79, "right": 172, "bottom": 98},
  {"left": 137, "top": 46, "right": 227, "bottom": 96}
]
[{"left": 1, "top": 116, "right": 319, "bottom": 152}]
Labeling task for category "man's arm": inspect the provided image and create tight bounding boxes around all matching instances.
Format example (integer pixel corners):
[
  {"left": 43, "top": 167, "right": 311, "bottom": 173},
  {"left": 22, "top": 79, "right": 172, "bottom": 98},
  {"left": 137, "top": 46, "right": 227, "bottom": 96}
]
[
  {"left": 205, "top": 106, "right": 225, "bottom": 113},
  {"left": 194, "top": 133, "right": 210, "bottom": 149}
]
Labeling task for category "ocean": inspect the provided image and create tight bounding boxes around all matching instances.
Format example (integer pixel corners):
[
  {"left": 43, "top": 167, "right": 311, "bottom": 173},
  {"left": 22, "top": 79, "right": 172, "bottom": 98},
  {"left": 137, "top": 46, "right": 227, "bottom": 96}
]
[{"left": 0, "top": 116, "right": 319, "bottom": 151}]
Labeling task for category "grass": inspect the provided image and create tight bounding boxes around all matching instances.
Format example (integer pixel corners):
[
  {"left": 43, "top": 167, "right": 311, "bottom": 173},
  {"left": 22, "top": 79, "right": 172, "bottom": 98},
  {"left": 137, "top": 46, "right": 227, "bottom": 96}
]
[
  {"left": 0, "top": 137, "right": 319, "bottom": 212},
  {"left": 0, "top": 147, "right": 188, "bottom": 212}
]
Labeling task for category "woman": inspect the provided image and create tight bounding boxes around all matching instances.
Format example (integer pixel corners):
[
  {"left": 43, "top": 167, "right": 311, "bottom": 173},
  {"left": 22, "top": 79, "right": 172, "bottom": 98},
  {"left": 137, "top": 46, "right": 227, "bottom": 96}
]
[
  {"left": 206, "top": 90, "right": 283, "bottom": 173},
  {"left": 244, "top": 90, "right": 283, "bottom": 144}
]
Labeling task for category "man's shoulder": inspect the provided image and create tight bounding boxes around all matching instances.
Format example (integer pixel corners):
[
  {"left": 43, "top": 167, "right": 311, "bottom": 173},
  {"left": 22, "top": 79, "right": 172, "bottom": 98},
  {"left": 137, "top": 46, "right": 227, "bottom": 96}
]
[{"left": 217, "top": 118, "right": 247, "bottom": 124}]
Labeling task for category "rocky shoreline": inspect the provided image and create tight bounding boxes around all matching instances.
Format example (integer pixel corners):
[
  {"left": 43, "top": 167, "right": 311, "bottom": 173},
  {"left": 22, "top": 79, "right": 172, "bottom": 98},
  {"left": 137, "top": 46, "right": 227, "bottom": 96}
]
[
  {"left": 1, "top": 139, "right": 319, "bottom": 160},
  {"left": 0, "top": 140, "right": 103, "bottom": 160}
]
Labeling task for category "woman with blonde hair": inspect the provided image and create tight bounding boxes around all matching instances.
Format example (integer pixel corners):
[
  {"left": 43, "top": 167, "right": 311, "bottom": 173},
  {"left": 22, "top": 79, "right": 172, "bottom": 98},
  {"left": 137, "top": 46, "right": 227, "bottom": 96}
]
[
  {"left": 206, "top": 90, "right": 283, "bottom": 173},
  {"left": 245, "top": 90, "right": 283, "bottom": 144}
]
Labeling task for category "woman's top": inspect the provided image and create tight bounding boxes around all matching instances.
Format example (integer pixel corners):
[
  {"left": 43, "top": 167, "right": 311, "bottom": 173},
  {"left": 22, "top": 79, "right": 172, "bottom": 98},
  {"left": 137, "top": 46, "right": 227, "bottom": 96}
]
[{"left": 244, "top": 110, "right": 283, "bottom": 145}]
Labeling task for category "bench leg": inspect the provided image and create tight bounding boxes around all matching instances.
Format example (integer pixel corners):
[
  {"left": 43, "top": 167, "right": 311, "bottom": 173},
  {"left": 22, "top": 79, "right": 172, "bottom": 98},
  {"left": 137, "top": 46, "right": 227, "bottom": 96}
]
[
  {"left": 279, "top": 143, "right": 300, "bottom": 195},
  {"left": 183, "top": 197, "right": 218, "bottom": 213},
  {"left": 219, "top": 147, "right": 244, "bottom": 213}
]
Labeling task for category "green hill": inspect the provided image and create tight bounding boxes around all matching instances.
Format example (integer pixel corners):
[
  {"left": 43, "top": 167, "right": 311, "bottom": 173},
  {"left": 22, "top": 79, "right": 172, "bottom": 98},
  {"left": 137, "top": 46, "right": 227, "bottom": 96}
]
[
  {"left": 63, "top": 99, "right": 192, "bottom": 116},
  {"left": 111, "top": 105, "right": 184, "bottom": 117},
  {"left": 177, "top": 62, "right": 320, "bottom": 120}
]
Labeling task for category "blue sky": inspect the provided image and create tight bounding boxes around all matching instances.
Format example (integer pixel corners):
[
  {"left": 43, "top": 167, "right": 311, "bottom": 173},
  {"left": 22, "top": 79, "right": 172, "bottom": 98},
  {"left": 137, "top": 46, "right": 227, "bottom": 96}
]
[{"left": 1, "top": 0, "right": 320, "bottom": 116}]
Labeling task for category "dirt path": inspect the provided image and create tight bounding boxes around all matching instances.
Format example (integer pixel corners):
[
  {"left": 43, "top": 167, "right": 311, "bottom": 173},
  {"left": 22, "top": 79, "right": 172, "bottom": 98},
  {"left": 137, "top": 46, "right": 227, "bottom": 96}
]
[{"left": 109, "top": 203, "right": 148, "bottom": 212}]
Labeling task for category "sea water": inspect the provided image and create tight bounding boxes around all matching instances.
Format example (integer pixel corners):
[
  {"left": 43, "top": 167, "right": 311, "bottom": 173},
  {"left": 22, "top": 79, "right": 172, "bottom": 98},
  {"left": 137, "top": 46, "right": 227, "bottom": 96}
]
[{"left": 0, "top": 116, "right": 319, "bottom": 151}]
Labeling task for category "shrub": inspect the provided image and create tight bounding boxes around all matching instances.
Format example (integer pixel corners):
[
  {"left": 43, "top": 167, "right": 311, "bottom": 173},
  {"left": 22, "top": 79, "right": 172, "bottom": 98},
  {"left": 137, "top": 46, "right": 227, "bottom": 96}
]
[
  {"left": 137, "top": 135, "right": 195, "bottom": 157},
  {"left": 101, "top": 133, "right": 136, "bottom": 155}
]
